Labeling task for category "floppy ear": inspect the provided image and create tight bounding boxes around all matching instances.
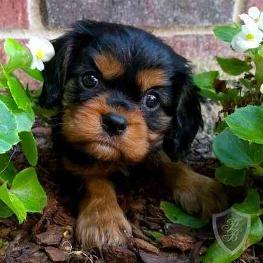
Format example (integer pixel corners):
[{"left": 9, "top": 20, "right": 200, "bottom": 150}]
[
  {"left": 38, "top": 35, "right": 74, "bottom": 108},
  {"left": 39, "top": 20, "right": 97, "bottom": 108},
  {"left": 163, "top": 71, "right": 203, "bottom": 161}
]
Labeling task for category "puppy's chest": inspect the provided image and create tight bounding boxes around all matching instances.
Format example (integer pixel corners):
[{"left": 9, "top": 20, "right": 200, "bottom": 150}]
[{"left": 60, "top": 143, "right": 162, "bottom": 180}]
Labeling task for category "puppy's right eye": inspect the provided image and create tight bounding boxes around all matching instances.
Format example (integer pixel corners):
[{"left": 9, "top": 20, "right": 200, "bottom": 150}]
[{"left": 80, "top": 72, "right": 99, "bottom": 89}]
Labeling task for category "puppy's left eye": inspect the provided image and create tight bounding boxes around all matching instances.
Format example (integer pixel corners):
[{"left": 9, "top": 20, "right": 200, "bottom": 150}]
[
  {"left": 143, "top": 92, "right": 160, "bottom": 110},
  {"left": 80, "top": 72, "right": 99, "bottom": 88}
]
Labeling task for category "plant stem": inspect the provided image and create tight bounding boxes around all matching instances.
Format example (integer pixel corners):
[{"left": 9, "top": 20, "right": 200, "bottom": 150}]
[
  {"left": 254, "top": 57, "right": 263, "bottom": 88},
  {"left": 0, "top": 177, "right": 6, "bottom": 186},
  {"left": 253, "top": 165, "right": 263, "bottom": 176}
]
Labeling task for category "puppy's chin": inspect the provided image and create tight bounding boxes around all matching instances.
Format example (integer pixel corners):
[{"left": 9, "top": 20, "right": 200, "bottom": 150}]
[{"left": 86, "top": 142, "right": 121, "bottom": 161}]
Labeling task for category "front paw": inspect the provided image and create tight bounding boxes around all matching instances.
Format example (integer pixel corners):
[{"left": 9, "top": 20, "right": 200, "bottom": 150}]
[
  {"left": 173, "top": 171, "right": 228, "bottom": 219},
  {"left": 76, "top": 202, "right": 132, "bottom": 248}
]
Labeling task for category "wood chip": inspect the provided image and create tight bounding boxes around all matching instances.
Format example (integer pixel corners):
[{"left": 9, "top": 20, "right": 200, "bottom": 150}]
[
  {"left": 133, "top": 238, "right": 159, "bottom": 254},
  {"left": 160, "top": 233, "right": 196, "bottom": 252},
  {"left": 45, "top": 246, "right": 68, "bottom": 262},
  {"left": 139, "top": 251, "right": 190, "bottom": 263},
  {"left": 35, "top": 226, "right": 63, "bottom": 246},
  {"left": 102, "top": 246, "right": 137, "bottom": 263}
]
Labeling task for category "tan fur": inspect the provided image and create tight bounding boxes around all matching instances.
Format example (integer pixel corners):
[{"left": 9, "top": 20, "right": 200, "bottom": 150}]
[
  {"left": 94, "top": 53, "right": 124, "bottom": 80},
  {"left": 162, "top": 158, "right": 228, "bottom": 219},
  {"left": 136, "top": 68, "right": 168, "bottom": 91},
  {"left": 76, "top": 177, "right": 132, "bottom": 248},
  {"left": 62, "top": 93, "right": 153, "bottom": 163}
]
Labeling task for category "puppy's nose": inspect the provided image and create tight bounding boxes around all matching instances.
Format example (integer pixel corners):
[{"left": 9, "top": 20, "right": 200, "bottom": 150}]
[{"left": 101, "top": 112, "right": 127, "bottom": 136}]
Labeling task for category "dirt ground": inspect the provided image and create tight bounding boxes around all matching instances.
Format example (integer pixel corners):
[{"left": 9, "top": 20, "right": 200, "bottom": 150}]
[{"left": 0, "top": 120, "right": 262, "bottom": 263}]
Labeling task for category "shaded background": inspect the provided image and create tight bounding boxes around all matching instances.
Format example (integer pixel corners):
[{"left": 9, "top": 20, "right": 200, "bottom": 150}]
[{"left": 0, "top": 0, "right": 262, "bottom": 72}]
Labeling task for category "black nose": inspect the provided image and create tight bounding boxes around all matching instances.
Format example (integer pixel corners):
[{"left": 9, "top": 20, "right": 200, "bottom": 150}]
[{"left": 101, "top": 113, "right": 127, "bottom": 136}]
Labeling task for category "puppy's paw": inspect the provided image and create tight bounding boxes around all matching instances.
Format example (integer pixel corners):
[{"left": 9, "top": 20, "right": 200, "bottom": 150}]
[
  {"left": 76, "top": 202, "right": 132, "bottom": 248},
  {"left": 173, "top": 171, "right": 228, "bottom": 220}
]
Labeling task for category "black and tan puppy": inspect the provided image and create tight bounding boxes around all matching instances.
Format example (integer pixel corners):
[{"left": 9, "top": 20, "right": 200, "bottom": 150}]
[{"left": 40, "top": 20, "right": 227, "bottom": 248}]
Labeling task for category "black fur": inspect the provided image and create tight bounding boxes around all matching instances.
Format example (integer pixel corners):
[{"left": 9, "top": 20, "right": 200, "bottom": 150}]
[{"left": 40, "top": 20, "right": 203, "bottom": 160}]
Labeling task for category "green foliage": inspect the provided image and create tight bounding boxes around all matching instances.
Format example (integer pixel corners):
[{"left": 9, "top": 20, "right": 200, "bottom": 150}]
[
  {"left": 194, "top": 20, "right": 263, "bottom": 262},
  {"left": 203, "top": 190, "right": 263, "bottom": 263},
  {"left": 144, "top": 229, "right": 164, "bottom": 242},
  {"left": 213, "top": 24, "right": 241, "bottom": 43},
  {"left": 160, "top": 201, "right": 207, "bottom": 229},
  {"left": 0, "top": 39, "right": 46, "bottom": 222},
  {"left": 193, "top": 71, "right": 223, "bottom": 101},
  {"left": 213, "top": 129, "right": 263, "bottom": 170},
  {"left": 225, "top": 106, "right": 263, "bottom": 144},
  {"left": 215, "top": 165, "right": 246, "bottom": 186},
  {"left": 216, "top": 57, "right": 252, "bottom": 76}
]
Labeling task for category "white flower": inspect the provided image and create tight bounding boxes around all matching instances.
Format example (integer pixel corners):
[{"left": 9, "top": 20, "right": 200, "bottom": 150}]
[
  {"left": 231, "top": 22, "right": 263, "bottom": 52},
  {"left": 27, "top": 37, "right": 55, "bottom": 71},
  {"left": 260, "top": 84, "right": 263, "bottom": 93},
  {"left": 240, "top": 6, "right": 263, "bottom": 30}
]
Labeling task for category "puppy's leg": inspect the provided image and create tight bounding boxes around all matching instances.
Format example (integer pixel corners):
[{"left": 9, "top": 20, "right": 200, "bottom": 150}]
[
  {"left": 163, "top": 160, "right": 228, "bottom": 219},
  {"left": 76, "top": 177, "right": 132, "bottom": 248}
]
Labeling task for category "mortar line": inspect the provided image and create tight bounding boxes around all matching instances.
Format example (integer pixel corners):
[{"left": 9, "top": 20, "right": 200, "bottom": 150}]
[
  {"left": 27, "top": 0, "right": 46, "bottom": 31},
  {"left": 0, "top": 27, "right": 213, "bottom": 40},
  {"left": 233, "top": 0, "right": 245, "bottom": 23}
]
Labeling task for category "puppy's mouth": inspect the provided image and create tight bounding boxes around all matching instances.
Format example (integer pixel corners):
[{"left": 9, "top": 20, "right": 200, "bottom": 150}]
[
  {"left": 62, "top": 95, "right": 152, "bottom": 163},
  {"left": 85, "top": 140, "right": 122, "bottom": 161}
]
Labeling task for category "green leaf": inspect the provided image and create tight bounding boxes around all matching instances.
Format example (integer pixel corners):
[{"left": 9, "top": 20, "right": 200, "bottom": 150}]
[
  {"left": 160, "top": 201, "right": 207, "bottom": 229},
  {"left": 0, "top": 77, "right": 7, "bottom": 88},
  {"left": 203, "top": 192, "right": 262, "bottom": 262},
  {"left": 258, "top": 46, "right": 263, "bottom": 57},
  {"left": 144, "top": 230, "right": 164, "bottom": 242},
  {"left": 221, "top": 88, "right": 239, "bottom": 102},
  {"left": 0, "top": 200, "right": 13, "bottom": 218},
  {"left": 4, "top": 39, "right": 31, "bottom": 72},
  {"left": 216, "top": 57, "right": 251, "bottom": 76},
  {"left": 213, "top": 24, "right": 241, "bottom": 43},
  {"left": 213, "top": 129, "right": 263, "bottom": 169},
  {"left": 19, "top": 131, "right": 38, "bottom": 166},
  {"left": 0, "top": 95, "right": 34, "bottom": 132},
  {"left": 193, "top": 71, "right": 222, "bottom": 101},
  {"left": 11, "top": 168, "right": 47, "bottom": 213},
  {"left": 0, "top": 154, "right": 17, "bottom": 184},
  {"left": 233, "top": 189, "right": 260, "bottom": 215},
  {"left": 226, "top": 105, "right": 263, "bottom": 144},
  {"left": 23, "top": 68, "right": 43, "bottom": 82},
  {"left": 0, "top": 182, "right": 26, "bottom": 223},
  {"left": 215, "top": 165, "right": 246, "bottom": 186},
  {"left": 203, "top": 191, "right": 263, "bottom": 263},
  {"left": 0, "top": 100, "right": 20, "bottom": 153},
  {"left": 7, "top": 76, "right": 32, "bottom": 111},
  {"left": 193, "top": 71, "right": 219, "bottom": 89}
]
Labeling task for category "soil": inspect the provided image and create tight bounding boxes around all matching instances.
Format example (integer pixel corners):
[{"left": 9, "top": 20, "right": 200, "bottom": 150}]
[{"left": 0, "top": 117, "right": 263, "bottom": 263}]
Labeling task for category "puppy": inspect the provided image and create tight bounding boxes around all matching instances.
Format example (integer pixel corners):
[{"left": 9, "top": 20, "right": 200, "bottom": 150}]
[{"left": 40, "top": 20, "right": 227, "bottom": 248}]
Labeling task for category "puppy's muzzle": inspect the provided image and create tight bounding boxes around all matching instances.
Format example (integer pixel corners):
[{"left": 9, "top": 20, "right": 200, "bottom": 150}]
[{"left": 101, "top": 112, "right": 127, "bottom": 136}]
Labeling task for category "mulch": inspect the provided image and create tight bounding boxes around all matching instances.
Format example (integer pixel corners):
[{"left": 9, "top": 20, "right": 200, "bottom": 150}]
[{"left": 0, "top": 123, "right": 262, "bottom": 263}]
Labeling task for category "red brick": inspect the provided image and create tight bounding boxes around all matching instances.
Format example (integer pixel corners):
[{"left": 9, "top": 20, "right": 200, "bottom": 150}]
[
  {"left": 162, "top": 34, "right": 236, "bottom": 61},
  {"left": 42, "top": 0, "right": 234, "bottom": 29},
  {"left": 246, "top": 0, "right": 263, "bottom": 10},
  {"left": 0, "top": 0, "right": 28, "bottom": 29}
]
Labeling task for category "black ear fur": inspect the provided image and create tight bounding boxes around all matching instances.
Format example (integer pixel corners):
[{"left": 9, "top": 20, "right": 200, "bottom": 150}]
[
  {"left": 163, "top": 71, "right": 203, "bottom": 161},
  {"left": 39, "top": 35, "right": 73, "bottom": 108},
  {"left": 39, "top": 20, "right": 98, "bottom": 108}
]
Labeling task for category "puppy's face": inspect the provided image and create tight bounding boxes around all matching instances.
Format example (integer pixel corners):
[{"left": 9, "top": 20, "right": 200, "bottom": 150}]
[{"left": 41, "top": 21, "right": 202, "bottom": 163}]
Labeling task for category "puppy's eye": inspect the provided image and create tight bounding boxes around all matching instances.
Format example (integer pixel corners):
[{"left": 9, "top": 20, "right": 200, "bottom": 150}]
[
  {"left": 143, "top": 92, "right": 160, "bottom": 110},
  {"left": 80, "top": 72, "right": 99, "bottom": 88}
]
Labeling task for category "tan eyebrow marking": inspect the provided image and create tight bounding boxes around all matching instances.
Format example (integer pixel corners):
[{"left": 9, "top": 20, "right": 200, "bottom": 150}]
[
  {"left": 94, "top": 52, "right": 125, "bottom": 80},
  {"left": 136, "top": 68, "right": 168, "bottom": 91}
]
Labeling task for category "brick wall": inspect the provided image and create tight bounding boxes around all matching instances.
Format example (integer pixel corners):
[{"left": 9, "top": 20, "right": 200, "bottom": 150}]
[{"left": 0, "top": 0, "right": 262, "bottom": 72}]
